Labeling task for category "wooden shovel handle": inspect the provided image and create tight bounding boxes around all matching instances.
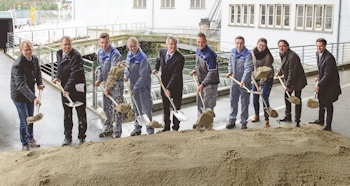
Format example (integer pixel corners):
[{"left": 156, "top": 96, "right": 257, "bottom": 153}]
[{"left": 277, "top": 75, "right": 291, "bottom": 98}]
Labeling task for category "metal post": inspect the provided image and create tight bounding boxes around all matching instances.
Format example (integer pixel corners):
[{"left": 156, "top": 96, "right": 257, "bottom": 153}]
[
  {"left": 37, "top": 45, "right": 40, "bottom": 61},
  {"left": 75, "top": 27, "right": 78, "bottom": 40},
  {"left": 301, "top": 46, "right": 304, "bottom": 64},
  {"left": 112, "top": 25, "right": 114, "bottom": 36},
  {"left": 31, "top": 31, "right": 34, "bottom": 43},
  {"left": 341, "top": 43, "right": 345, "bottom": 64},
  {"left": 48, "top": 30, "right": 51, "bottom": 44},
  {"left": 96, "top": 26, "right": 97, "bottom": 39},
  {"left": 92, "top": 62, "right": 97, "bottom": 108},
  {"left": 50, "top": 49, "right": 54, "bottom": 79}
]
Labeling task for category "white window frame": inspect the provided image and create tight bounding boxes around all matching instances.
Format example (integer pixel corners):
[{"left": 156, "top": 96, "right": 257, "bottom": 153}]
[
  {"left": 134, "top": 0, "right": 146, "bottom": 8},
  {"left": 161, "top": 0, "right": 175, "bottom": 8},
  {"left": 229, "top": 4, "right": 254, "bottom": 27},
  {"left": 275, "top": 4, "right": 282, "bottom": 28},
  {"left": 259, "top": 4, "right": 290, "bottom": 29},
  {"left": 267, "top": 4, "right": 274, "bottom": 27},
  {"left": 283, "top": 5, "right": 290, "bottom": 28},
  {"left": 295, "top": 4, "right": 333, "bottom": 32},
  {"left": 190, "top": 0, "right": 205, "bottom": 9}
]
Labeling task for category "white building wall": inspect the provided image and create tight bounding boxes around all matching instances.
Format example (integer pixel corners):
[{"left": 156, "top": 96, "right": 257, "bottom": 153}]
[
  {"left": 340, "top": 0, "right": 350, "bottom": 43},
  {"left": 220, "top": 0, "right": 344, "bottom": 51}
]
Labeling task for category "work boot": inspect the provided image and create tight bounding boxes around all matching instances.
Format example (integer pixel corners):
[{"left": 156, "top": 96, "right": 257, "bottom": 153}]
[
  {"left": 296, "top": 122, "right": 300, "bottom": 128},
  {"left": 192, "top": 123, "right": 198, "bottom": 129},
  {"left": 130, "top": 130, "right": 141, "bottom": 136},
  {"left": 112, "top": 133, "right": 121, "bottom": 139},
  {"left": 251, "top": 115, "right": 260, "bottom": 122},
  {"left": 279, "top": 116, "right": 292, "bottom": 122},
  {"left": 226, "top": 119, "right": 235, "bottom": 129},
  {"left": 79, "top": 138, "right": 85, "bottom": 145},
  {"left": 309, "top": 120, "right": 324, "bottom": 126},
  {"left": 322, "top": 124, "right": 332, "bottom": 131},
  {"left": 22, "top": 144, "right": 30, "bottom": 151},
  {"left": 28, "top": 138, "right": 40, "bottom": 148},
  {"left": 62, "top": 138, "right": 72, "bottom": 147},
  {"left": 99, "top": 130, "right": 113, "bottom": 138},
  {"left": 264, "top": 120, "right": 270, "bottom": 128},
  {"left": 241, "top": 124, "right": 248, "bottom": 130}
]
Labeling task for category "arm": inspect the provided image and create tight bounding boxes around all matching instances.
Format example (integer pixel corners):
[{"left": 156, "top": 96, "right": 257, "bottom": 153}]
[
  {"left": 13, "top": 65, "right": 36, "bottom": 102},
  {"left": 201, "top": 53, "right": 218, "bottom": 86},
  {"left": 241, "top": 53, "right": 253, "bottom": 84},
  {"left": 64, "top": 54, "right": 84, "bottom": 92},
  {"left": 96, "top": 56, "right": 103, "bottom": 82},
  {"left": 105, "top": 53, "right": 122, "bottom": 93},
  {"left": 132, "top": 57, "right": 150, "bottom": 95},
  {"left": 318, "top": 55, "right": 336, "bottom": 88},
  {"left": 34, "top": 57, "right": 43, "bottom": 86},
  {"left": 167, "top": 55, "right": 185, "bottom": 91},
  {"left": 286, "top": 55, "right": 299, "bottom": 88}
]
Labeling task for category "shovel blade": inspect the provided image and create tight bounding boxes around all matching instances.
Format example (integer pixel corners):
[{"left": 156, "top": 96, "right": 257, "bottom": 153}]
[
  {"left": 173, "top": 110, "right": 189, "bottom": 121},
  {"left": 65, "top": 101, "right": 84, "bottom": 107},
  {"left": 136, "top": 114, "right": 151, "bottom": 126}
]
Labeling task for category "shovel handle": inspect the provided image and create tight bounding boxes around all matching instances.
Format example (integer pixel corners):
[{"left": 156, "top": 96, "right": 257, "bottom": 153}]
[
  {"left": 277, "top": 76, "right": 291, "bottom": 98},
  {"left": 125, "top": 81, "right": 142, "bottom": 116},
  {"left": 192, "top": 74, "right": 206, "bottom": 109},
  {"left": 154, "top": 73, "right": 178, "bottom": 112},
  {"left": 56, "top": 82, "right": 74, "bottom": 104},
  {"left": 99, "top": 84, "right": 119, "bottom": 106},
  {"left": 229, "top": 76, "right": 250, "bottom": 92}
]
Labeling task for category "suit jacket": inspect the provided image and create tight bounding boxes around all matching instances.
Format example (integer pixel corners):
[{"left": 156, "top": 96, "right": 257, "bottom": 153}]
[
  {"left": 155, "top": 48, "right": 185, "bottom": 97},
  {"left": 317, "top": 49, "right": 341, "bottom": 104},
  {"left": 278, "top": 49, "right": 307, "bottom": 91},
  {"left": 56, "top": 48, "right": 86, "bottom": 101}
]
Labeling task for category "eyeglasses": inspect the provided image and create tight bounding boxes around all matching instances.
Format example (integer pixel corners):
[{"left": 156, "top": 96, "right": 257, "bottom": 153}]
[
  {"left": 278, "top": 45, "right": 288, "bottom": 48},
  {"left": 258, "top": 44, "right": 266, "bottom": 48}
]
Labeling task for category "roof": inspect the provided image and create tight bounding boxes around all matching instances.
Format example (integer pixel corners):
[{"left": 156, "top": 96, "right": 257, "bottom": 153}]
[{"left": 0, "top": 11, "right": 13, "bottom": 19}]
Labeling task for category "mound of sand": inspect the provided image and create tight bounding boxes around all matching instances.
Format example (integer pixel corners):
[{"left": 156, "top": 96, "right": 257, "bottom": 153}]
[{"left": 0, "top": 125, "right": 350, "bottom": 185}]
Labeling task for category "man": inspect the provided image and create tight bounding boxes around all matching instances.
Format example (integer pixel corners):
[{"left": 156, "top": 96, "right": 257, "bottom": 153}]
[
  {"left": 276, "top": 39, "right": 307, "bottom": 127},
  {"left": 225, "top": 36, "right": 253, "bottom": 130},
  {"left": 11, "top": 40, "right": 45, "bottom": 151},
  {"left": 153, "top": 36, "right": 185, "bottom": 131},
  {"left": 95, "top": 33, "right": 124, "bottom": 138},
  {"left": 309, "top": 38, "right": 341, "bottom": 131},
  {"left": 190, "top": 33, "right": 219, "bottom": 129},
  {"left": 53, "top": 36, "right": 87, "bottom": 146}
]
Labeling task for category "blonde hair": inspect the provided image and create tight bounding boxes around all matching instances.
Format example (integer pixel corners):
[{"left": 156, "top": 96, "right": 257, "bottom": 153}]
[
  {"left": 127, "top": 37, "right": 140, "bottom": 48},
  {"left": 20, "top": 40, "right": 33, "bottom": 49}
]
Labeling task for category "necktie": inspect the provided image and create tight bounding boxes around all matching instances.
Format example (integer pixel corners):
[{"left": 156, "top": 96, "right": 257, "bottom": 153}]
[{"left": 166, "top": 54, "right": 171, "bottom": 64}]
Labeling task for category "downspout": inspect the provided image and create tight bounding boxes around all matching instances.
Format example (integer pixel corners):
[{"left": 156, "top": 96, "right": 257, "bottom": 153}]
[{"left": 336, "top": 0, "right": 341, "bottom": 62}]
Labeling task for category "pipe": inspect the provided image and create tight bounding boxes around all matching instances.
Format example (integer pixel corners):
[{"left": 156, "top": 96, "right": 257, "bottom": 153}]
[{"left": 336, "top": 0, "right": 342, "bottom": 63}]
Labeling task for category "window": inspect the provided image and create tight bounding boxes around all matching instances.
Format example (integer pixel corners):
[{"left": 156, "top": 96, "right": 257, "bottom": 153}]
[
  {"left": 229, "top": 4, "right": 254, "bottom": 27},
  {"left": 295, "top": 4, "right": 333, "bottom": 32},
  {"left": 191, "top": 0, "right": 205, "bottom": 9},
  {"left": 260, "top": 4, "right": 290, "bottom": 29},
  {"left": 161, "top": 0, "right": 174, "bottom": 8},
  {"left": 134, "top": 0, "right": 146, "bottom": 8}
]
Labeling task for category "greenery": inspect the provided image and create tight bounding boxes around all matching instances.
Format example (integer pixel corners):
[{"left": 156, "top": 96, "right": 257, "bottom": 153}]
[{"left": 0, "top": 0, "right": 59, "bottom": 11}]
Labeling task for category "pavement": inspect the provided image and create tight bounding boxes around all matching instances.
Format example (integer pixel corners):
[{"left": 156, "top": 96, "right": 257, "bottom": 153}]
[{"left": 1, "top": 51, "right": 350, "bottom": 152}]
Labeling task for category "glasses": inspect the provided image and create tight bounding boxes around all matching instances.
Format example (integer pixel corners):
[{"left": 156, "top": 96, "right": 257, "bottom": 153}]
[
  {"left": 258, "top": 44, "right": 266, "bottom": 48},
  {"left": 278, "top": 45, "right": 287, "bottom": 48}
]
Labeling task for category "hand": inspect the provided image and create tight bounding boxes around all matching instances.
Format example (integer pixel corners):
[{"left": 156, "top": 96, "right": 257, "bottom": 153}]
[
  {"left": 314, "top": 86, "right": 320, "bottom": 93},
  {"left": 165, "top": 89, "right": 171, "bottom": 97},
  {"left": 275, "top": 73, "right": 280, "bottom": 77},
  {"left": 240, "top": 82, "right": 245, "bottom": 88},
  {"left": 152, "top": 69, "right": 158, "bottom": 75},
  {"left": 63, "top": 91, "right": 69, "bottom": 97},
  {"left": 315, "top": 77, "right": 319, "bottom": 82},
  {"left": 226, "top": 73, "right": 232, "bottom": 78},
  {"left": 190, "top": 70, "right": 196, "bottom": 76},
  {"left": 95, "top": 81, "right": 101, "bottom": 86},
  {"left": 285, "top": 87, "right": 290, "bottom": 92},
  {"left": 53, "top": 78, "right": 60, "bottom": 84},
  {"left": 258, "top": 86, "right": 262, "bottom": 92},
  {"left": 124, "top": 78, "right": 129, "bottom": 82},
  {"left": 198, "top": 84, "right": 204, "bottom": 94},
  {"left": 33, "top": 98, "right": 41, "bottom": 107},
  {"left": 104, "top": 90, "right": 109, "bottom": 97},
  {"left": 37, "top": 85, "right": 45, "bottom": 90}
]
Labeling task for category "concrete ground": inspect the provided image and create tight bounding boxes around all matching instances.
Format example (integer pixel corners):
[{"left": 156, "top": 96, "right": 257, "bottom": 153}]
[{"left": 1, "top": 51, "right": 349, "bottom": 151}]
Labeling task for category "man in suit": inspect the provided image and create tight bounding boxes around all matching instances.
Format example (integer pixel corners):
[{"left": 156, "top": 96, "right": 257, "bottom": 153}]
[
  {"left": 276, "top": 39, "right": 307, "bottom": 127},
  {"left": 53, "top": 36, "right": 87, "bottom": 146},
  {"left": 309, "top": 38, "right": 341, "bottom": 131},
  {"left": 153, "top": 36, "right": 185, "bottom": 131}
]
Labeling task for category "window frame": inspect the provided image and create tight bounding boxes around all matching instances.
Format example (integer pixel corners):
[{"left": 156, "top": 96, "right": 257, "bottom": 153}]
[
  {"left": 161, "top": 0, "right": 175, "bottom": 9},
  {"left": 190, "top": 0, "right": 205, "bottom": 9},
  {"left": 259, "top": 4, "right": 290, "bottom": 29},
  {"left": 229, "top": 4, "right": 255, "bottom": 27},
  {"left": 133, "top": 0, "right": 147, "bottom": 9},
  {"left": 295, "top": 4, "right": 333, "bottom": 32}
]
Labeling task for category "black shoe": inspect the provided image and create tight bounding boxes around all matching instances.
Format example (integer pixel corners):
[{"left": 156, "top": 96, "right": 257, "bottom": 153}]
[
  {"left": 192, "top": 123, "right": 198, "bottom": 129},
  {"left": 322, "top": 126, "right": 332, "bottom": 131},
  {"left": 309, "top": 120, "right": 324, "bottom": 126},
  {"left": 130, "top": 130, "right": 141, "bottom": 136},
  {"left": 62, "top": 138, "right": 72, "bottom": 147},
  {"left": 22, "top": 144, "right": 30, "bottom": 151},
  {"left": 279, "top": 116, "right": 292, "bottom": 122},
  {"left": 226, "top": 120, "right": 235, "bottom": 129},
  {"left": 241, "top": 124, "right": 247, "bottom": 130},
  {"left": 112, "top": 133, "right": 121, "bottom": 139},
  {"left": 28, "top": 138, "right": 40, "bottom": 148},
  {"left": 99, "top": 130, "right": 113, "bottom": 138},
  {"left": 296, "top": 122, "right": 300, "bottom": 127},
  {"left": 79, "top": 138, "right": 85, "bottom": 145}
]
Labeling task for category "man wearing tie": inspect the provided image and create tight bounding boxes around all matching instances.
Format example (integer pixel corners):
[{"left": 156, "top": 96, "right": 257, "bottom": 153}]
[
  {"left": 153, "top": 36, "right": 185, "bottom": 131},
  {"left": 309, "top": 38, "right": 341, "bottom": 131}
]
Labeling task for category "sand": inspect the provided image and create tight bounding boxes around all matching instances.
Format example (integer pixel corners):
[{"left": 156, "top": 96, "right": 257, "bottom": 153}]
[{"left": 0, "top": 125, "right": 350, "bottom": 185}]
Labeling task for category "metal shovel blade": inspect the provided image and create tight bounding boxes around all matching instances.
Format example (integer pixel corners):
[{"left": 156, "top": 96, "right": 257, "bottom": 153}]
[
  {"left": 136, "top": 114, "right": 151, "bottom": 126},
  {"left": 65, "top": 101, "right": 84, "bottom": 107},
  {"left": 173, "top": 110, "right": 189, "bottom": 121}
]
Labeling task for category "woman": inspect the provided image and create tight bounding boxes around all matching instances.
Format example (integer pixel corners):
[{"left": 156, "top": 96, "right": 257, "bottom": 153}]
[
  {"left": 251, "top": 38, "right": 274, "bottom": 128},
  {"left": 124, "top": 37, "right": 154, "bottom": 136}
]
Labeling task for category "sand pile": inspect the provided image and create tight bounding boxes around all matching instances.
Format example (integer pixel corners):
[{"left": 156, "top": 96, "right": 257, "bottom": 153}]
[{"left": 0, "top": 125, "right": 350, "bottom": 185}]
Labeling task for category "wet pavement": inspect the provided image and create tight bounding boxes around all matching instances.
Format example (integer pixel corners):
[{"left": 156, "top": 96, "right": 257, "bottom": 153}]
[{"left": 1, "top": 51, "right": 349, "bottom": 152}]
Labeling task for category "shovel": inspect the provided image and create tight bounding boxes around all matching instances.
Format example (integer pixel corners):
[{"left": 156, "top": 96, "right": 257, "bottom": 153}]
[
  {"left": 307, "top": 81, "right": 319, "bottom": 108},
  {"left": 229, "top": 76, "right": 261, "bottom": 94},
  {"left": 277, "top": 75, "right": 301, "bottom": 105},
  {"left": 56, "top": 82, "right": 84, "bottom": 107},
  {"left": 192, "top": 74, "right": 207, "bottom": 111},
  {"left": 154, "top": 73, "right": 188, "bottom": 121},
  {"left": 251, "top": 76, "right": 278, "bottom": 118},
  {"left": 125, "top": 81, "right": 151, "bottom": 126},
  {"left": 99, "top": 85, "right": 119, "bottom": 107},
  {"left": 26, "top": 89, "right": 44, "bottom": 124}
]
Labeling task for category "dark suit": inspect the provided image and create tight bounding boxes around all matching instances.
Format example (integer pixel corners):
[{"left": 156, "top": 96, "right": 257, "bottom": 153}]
[
  {"left": 155, "top": 48, "right": 185, "bottom": 131},
  {"left": 316, "top": 49, "right": 341, "bottom": 129},
  {"left": 278, "top": 49, "right": 307, "bottom": 122},
  {"left": 56, "top": 48, "right": 87, "bottom": 140}
]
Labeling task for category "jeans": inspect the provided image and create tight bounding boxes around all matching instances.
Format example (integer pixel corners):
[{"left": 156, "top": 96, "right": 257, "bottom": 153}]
[
  {"left": 13, "top": 101, "right": 34, "bottom": 146},
  {"left": 252, "top": 78, "right": 273, "bottom": 121}
]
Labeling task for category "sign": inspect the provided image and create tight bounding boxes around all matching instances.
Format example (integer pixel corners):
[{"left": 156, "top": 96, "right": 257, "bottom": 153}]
[{"left": 30, "top": 7, "right": 35, "bottom": 23}]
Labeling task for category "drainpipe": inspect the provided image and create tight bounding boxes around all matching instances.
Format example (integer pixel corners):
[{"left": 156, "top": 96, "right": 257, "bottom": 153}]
[{"left": 336, "top": 0, "right": 341, "bottom": 63}]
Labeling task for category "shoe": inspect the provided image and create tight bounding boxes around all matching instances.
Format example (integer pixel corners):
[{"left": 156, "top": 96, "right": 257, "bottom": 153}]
[
  {"left": 130, "top": 130, "right": 141, "bottom": 136},
  {"left": 296, "top": 122, "right": 300, "bottom": 127},
  {"left": 192, "top": 123, "right": 198, "bottom": 129},
  {"left": 322, "top": 125, "right": 332, "bottom": 131},
  {"left": 79, "top": 138, "right": 85, "bottom": 145},
  {"left": 62, "top": 138, "right": 72, "bottom": 147},
  {"left": 241, "top": 124, "right": 247, "bottom": 130},
  {"left": 309, "top": 120, "right": 324, "bottom": 126},
  {"left": 22, "top": 144, "right": 30, "bottom": 151},
  {"left": 99, "top": 130, "right": 113, "bottom": 138},
  {"left": 279, "top": 116, "right": 292, "bottom": 122},
  {"left": 251, "top": 115, "right": 260, "bottom": 122},
  {"left": 112, "top": 133, "right": 121, "bottom": 139},
  {"left": 28, "top": 139, "right": 40, "bottom": 148},
  {"left": 226, "top": 120, "right": 235, "bottom": 129},
  {"left": 264, "top": 121, "right": 270, "bottom": 128}
]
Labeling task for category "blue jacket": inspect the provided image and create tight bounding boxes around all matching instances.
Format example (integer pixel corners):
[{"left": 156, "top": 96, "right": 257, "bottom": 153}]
[
  {"left": 228, "top": 46, "right": 253, "bottom": 88},
  {"left": 195, "top": 45, "right": 219, "bottom": 86},
  {"left": 97, "top": 45, "right": 122, "bottom": 83}
]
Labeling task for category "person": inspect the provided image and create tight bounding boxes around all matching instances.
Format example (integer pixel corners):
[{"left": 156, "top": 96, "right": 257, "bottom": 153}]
[
  {"left": 190, "top": 33, "right": 219, "bottom": 129},
  {"left": 250, "top": 38, "right": 274, "bottom": 128},
  {"left": 225, "top": 36, "right": 253, "bottom": 130},
  {"left": 124, "top": 37, "right": 154, "bottom": 136},
  {"left": 276, "top": 39, "right": 307, "bottom": 127},
  {"left": 11, "top": 40, "right": 45, "bottom": 151},
  {"left": 53, "top": 36, "right": 87, "bottom": 146},
  {"left": 153, "top": 36, "right": 185, "bottom": 131},
  {"left": 95, "top": 33, "right": 124, "bottom": 138},
  {"left": 309, "top": 38, "right": 341, "bottom": 131}
]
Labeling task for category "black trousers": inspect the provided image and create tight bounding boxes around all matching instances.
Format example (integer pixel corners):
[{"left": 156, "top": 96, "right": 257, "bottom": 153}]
[
  {"left": 318, "top": 102, "right": 334, "bottom": 127},
  {"left": 61, "top": 96, "right": 87, "bottom": 140},
  {"left": 162, "top": 93, "right": 182, "bottom": 131},
  {"left": 284, "top": 89, "right": 302, "bottom": 122}
]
